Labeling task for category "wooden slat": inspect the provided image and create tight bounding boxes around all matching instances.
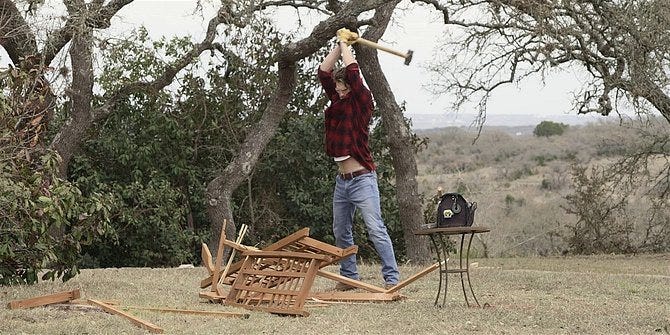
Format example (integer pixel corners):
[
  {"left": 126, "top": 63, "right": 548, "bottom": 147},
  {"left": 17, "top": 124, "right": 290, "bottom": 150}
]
[
  {"left": 7, "top": 289, "right": 81, "bottom": 309},
  {"left": 87, "top": 299, "right": 163, "bottom": 334},
  {"left": 230, "top": 283, "right": 302, "bottom": 296},
  {"left": 295, "top": 254, "right": 321, "bottom": 306},
  {"left": 223, "top": 240, "right": 259, "bottom": 252},
  {"left": 316, "top": 270, "right": 386, "bottom": 293},
  {"left": 122, "top": 306, "right": 249, "bottom": 318},
  {"left": 385, "top": 261, "right": 442, "bottom": 293},
  {"left": 238, "top": 269, "right": 308, "bottom": 278},
  {"left": 340, "top": 245, "right": 358, "bottom": 258},
  {"left": 201, "top": 243, "right": 214, "bottom": 274},
  {"left": 309, "top": 292, "right": 405, "bottom": 302},
  {"left": 210, "top": 220, "right": 228, "bottom": 293},
  {"left": 241, "top": 250, "right": 329, "bottom": 261},
  {"left": 295, "top": 237, "right": 345, "bottom": 257},
  {"left": 262, "top": 228, "right": 311, "bottom": 251}
]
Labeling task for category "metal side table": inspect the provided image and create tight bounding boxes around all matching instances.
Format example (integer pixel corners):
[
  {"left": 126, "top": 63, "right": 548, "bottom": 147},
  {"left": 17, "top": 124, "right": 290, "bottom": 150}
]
[{"left": 414, "top": 226, "right": 490, "bottom": 307}]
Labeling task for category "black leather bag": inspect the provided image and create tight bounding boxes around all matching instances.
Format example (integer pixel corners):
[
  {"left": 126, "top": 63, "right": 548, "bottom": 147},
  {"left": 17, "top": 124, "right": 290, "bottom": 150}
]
[{"left": 436, "top": 193, "right": 477, "bottom": 227}]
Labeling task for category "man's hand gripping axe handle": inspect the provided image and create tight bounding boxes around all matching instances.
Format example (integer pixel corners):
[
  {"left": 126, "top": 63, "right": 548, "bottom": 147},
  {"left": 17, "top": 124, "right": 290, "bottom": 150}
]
[{"left": 337, "top": 28, "right": 414, "bottom": 66}]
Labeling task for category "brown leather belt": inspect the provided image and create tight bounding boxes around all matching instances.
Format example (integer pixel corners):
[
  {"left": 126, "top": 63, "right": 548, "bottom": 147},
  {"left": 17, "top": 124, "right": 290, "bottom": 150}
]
[{"left": 338, "top": 169, "right": 371, "bottom": 180}]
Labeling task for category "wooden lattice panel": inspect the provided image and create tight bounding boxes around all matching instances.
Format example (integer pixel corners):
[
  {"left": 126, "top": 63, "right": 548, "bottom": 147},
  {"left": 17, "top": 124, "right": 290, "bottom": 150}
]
[
  {"left": 201, "top": 228, "right": 357, "bottom": 288},
  {"left": 224, "top": 251, "right": 328, "bottom": 316}
]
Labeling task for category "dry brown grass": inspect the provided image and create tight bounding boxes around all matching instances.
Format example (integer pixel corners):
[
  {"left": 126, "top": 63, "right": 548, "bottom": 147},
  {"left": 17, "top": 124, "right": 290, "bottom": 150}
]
[{"left": 2, "top": 254, "right": 669, "bottom": 334}]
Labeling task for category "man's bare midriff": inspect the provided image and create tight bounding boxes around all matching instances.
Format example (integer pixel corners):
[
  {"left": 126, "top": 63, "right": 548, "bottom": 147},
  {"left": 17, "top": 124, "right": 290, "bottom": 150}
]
[{"left": 337, "top": 157, "right": 366, "bottom": 174}]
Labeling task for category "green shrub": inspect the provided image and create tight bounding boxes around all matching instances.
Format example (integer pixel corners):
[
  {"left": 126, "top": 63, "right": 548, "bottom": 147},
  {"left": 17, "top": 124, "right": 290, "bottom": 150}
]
[
  {"left": 534, "top": 121, "right": 568, "bottom": 137},
  {"left": 0, "top": 152, "right": 114, "bottom": 284},
  {"left": 1, "top": 66, "right": 114, "bottom": 285}
]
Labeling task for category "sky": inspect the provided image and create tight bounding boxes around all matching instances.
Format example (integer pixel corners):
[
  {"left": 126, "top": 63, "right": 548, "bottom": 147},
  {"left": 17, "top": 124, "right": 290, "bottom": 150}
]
[{"left": 0, "top": 0, "right": 609, "bottom": 126}]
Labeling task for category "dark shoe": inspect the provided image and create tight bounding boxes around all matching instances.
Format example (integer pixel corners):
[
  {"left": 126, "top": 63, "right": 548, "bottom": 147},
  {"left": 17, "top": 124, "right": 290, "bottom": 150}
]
[{"left": 334, "top": 282, "right": 356, "bottom": 291}]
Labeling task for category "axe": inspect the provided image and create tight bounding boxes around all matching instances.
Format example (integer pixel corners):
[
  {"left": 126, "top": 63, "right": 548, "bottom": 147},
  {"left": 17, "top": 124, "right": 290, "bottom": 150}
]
[{"left": 337, "top": 28, "right": 414, "bottom": 66}]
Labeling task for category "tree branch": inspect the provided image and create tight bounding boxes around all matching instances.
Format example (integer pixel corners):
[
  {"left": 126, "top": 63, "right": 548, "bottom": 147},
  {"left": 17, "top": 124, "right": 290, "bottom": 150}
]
[
  {"left": 42, "top": 0, "right": 134, "bottom": 65},
  {"left": 0, "top": 0, "right": 38, "bottom": 63}
]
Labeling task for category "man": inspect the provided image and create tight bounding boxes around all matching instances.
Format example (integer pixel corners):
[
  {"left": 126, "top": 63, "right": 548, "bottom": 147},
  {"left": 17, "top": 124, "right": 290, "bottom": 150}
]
[{"left": 317, "top": 34, "right": 399, "bottom": 290}]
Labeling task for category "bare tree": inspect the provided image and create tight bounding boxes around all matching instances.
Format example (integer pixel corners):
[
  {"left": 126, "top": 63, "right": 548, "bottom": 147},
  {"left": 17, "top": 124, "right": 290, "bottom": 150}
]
[
  {"left": 411, "top": 0, "right": 670, "bottom": 254},
  {"left": 413, "top": 0, "right": 670, "bottom": 123}
]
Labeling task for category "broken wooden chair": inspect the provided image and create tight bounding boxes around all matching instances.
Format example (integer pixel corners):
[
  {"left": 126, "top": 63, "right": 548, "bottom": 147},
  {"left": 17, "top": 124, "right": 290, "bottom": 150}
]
[
  {"left": 224, "top": 250, "right": 328, "bottom": 316},
  {"left": 201, "top": 227, "right": 358, "bottom": 288},
  {"left": 200, "top": 226, "right": 438, "bottom": 307}
]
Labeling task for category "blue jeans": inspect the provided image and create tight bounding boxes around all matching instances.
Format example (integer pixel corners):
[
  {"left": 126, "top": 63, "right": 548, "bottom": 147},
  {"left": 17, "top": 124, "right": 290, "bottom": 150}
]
[{"left": 332, "top": 171, "right": 399, "bottom": 285}]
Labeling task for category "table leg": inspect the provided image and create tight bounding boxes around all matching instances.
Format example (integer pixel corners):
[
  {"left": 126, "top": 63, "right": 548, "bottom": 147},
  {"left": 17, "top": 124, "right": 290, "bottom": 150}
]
[
  {"left": 458, "top": 233, "right": 470, "bottom": 307},
  {"left": 437, "top": 234, "right": 451, "bottom": 307},
  {"left": 464, "top": 232, "right": 481, "bottom": 307},
  {"left": 428, "top": 234, "right": 443, "bottom": 307},
  {"left": 418, "top": 229, "right": 488, "bottom": 308}
]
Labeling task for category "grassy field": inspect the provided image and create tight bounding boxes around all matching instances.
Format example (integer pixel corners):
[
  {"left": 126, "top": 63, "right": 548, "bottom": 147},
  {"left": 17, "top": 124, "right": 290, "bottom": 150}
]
[{"left": 2, "top": 254, "right": 669, "bottom": 334}]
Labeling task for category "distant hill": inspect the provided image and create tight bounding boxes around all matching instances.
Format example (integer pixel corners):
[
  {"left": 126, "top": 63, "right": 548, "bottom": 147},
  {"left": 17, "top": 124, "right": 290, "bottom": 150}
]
[
  {"left": 407, "top": 113, "right": 606, "bottom": 130},
  {"left": 413, "top": 119, "right": 670, "bottom": 257}
]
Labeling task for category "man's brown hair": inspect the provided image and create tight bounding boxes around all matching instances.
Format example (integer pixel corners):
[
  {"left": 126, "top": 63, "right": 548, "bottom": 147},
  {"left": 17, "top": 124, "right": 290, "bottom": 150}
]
[{"left": 333, "top": 67, "right": 347, "bottom": 84}]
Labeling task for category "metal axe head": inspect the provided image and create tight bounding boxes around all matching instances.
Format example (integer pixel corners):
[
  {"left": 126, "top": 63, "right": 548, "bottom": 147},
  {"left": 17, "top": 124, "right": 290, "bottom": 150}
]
[{"left": 404, "top": 50, "right": 414, "bottom": 66}]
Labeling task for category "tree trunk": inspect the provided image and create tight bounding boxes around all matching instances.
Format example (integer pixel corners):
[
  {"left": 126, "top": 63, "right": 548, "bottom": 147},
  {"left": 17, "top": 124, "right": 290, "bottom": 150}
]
[
  {"left": 356, "top": 1, "right": 432, "bottom": 263},
  {"left": 206, "top": 60, "right": 297, "bottom": 250},
  {"left": 203, "top": 0, "right": 392, "bottom": 253},
  {"left": 52, "top": 0, "right": 94, "bottom": 176}
]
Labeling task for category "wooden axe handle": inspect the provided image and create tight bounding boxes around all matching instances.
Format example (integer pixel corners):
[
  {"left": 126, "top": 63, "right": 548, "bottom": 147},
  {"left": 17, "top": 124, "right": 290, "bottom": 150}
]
[
  {"left": 355, "top": 38, "right": 405, "bottom": 57},
  {"left": 355, "top": 38, "right": 412, "bottom": 65}
]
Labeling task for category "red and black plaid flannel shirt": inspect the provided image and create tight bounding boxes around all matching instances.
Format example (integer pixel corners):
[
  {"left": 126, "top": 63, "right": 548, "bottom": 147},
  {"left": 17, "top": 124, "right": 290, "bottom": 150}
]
[{"left": 318, "top": 63, "right": 376, "bottom": 172}]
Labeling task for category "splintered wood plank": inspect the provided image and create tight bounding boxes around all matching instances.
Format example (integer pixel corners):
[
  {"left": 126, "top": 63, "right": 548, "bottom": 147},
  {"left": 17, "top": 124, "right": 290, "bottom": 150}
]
[
  {"left": 385, "top": 261, "right": 442, "bottom": 293},
  {"left": 121, "top": 306, "right": 249, "bottom": 318},
  {"left": 312, "top": 244, "right": 358, "bottom": 268},
  {"left": 87, "top": 299, "right": 163, "bottom": 334},
  {"left": 316, "top": 270, "right": 386, "bottom": 293},
  {"left": 278, "top": 238, "right": 359, "bottom": 267},
  {"left": 210, "top": 219, "right": 228, "bottom": 293},
  {"left": 294, "top": 237, "right": 345, "bottom": 257},
  {"left": 339, "top": 245, "right": 358, "bottom": 258},
  {"left": 262, "top": 227, "right": 311, "bottom": 251},
  {"left": 223, "top": 240, "right": 260, "bottom": 252},
  {"left": 201, "top": 243, "right": 215, "bottom": 274},
  {"left": 309, "top": 292, "right": 405, "bottom": 302},
  {"left": 7, "top": 289, "right": 81, "bottom": 309}
]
